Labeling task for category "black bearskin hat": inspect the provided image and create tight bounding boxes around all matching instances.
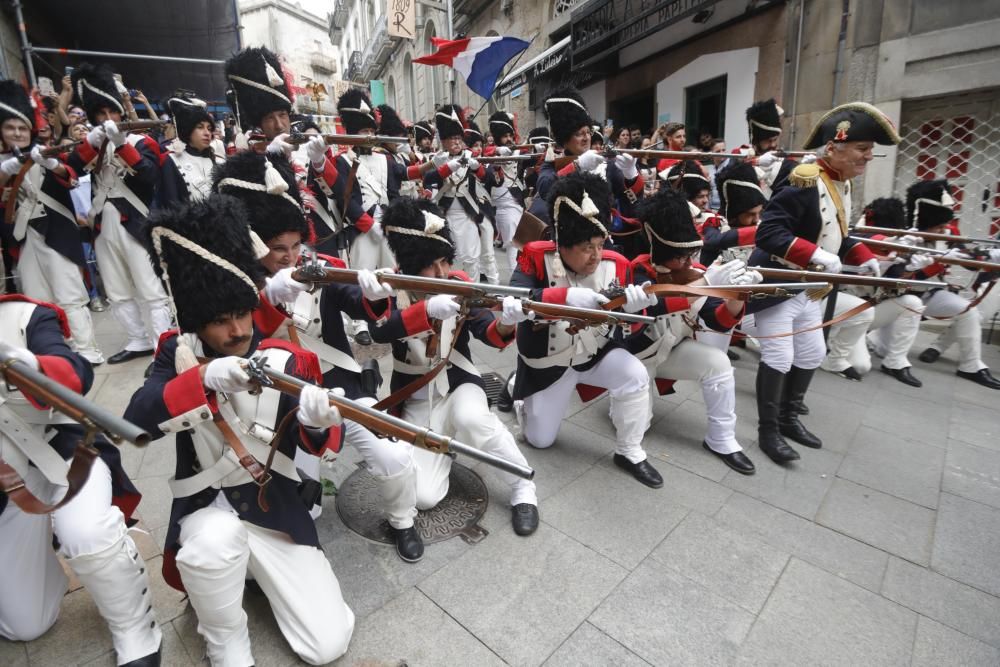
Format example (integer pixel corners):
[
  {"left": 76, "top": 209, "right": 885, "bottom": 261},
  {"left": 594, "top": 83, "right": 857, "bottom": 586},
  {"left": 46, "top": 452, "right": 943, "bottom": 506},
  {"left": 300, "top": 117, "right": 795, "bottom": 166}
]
[
  {"left": 382, "top": 198, "right": 456, "bottom": 276},
  {"left": 671, "top": 160, "right": 711, "bottom": 201},
  {"left": 637, "top": 186, "right": 702, "bottom": 263},
  {"left": 225, "top": 47, "right": 293, "bottom": 129},
  {"left": 166, "top": 96, "right": 214, "bottom": 144},
  {"left": 489, "top": 110, "right": 516, "bottom": 142},
  {"left": 862, "top": 197, "right": 906, "bottom": 230},
  {"left": 414, "top": 120, "right": 434, "bottom": 143},
  {"left": 376, "top": 104, "right": 406, "bottom": 137},
  {"left": 337, "top": 88, "right": 377, "bottom": 134},
  {"left": 147, "top": 195, "right": 264, "bottom": 332},
  {"left": 543, "top": 87, "right": 590, "bottom": 146},
  {"left": 71, "top": 63, "right": 124, "bottom": 124},
  {"left": 0, "top": 80, "right": 36, "bottom": 131},
  {"left": 716, "top": 161, "right": 767, "bottom": 220},
  {"left": 906, "top": 179, "right": 955, "bottom": 231},
  {"left": 212, "top": 151, "right": 308, "bottom": 243},
  {"left": 803, "top": 102, "right": 900, "bottom": 150},
  {"left": 435, "top": 104, "right": 466, "bottom": 140},
  {"left": 547, "top": 172, "right": 612, "bottom": 248},
  {"left": 464, "top": 120, "right": 484, "bottom": 146},
  {"left": 746, "top": 99, "right": 783, "bottom": 146},
  {"left": 527, "top": 126, "right": 552, "bottom": 145}
]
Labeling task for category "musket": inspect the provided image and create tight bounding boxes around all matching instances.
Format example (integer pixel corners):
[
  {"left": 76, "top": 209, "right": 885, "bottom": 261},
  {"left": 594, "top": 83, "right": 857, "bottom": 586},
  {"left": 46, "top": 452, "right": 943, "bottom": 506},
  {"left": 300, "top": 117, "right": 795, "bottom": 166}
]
[
  {"left": 847, "top": 236, "right": 1000, "bottom": 273},
  {"left": 0, "top": 342, "right": 150, "bottom": 446},
  {"left": 756, "top": 267, "right": 937, "bottom": 292},
  {"left": 292, "top": 264, "right": 532, "bottom": 299},
  {"left": 474, "top": 154, "right": 545, "bottom": 163},
  {"left": 249, "top": 132, "right": 410, "bottom": 148},
  {"left": 853, "top": 225, "right": 1000, "bottom": 246},
  {"left": 242, "top": 356, "right": 535, "bottom": 480},
  {"left": 4, "top": 142, "right": 90, "bottom": 225},
  {"left": 468, "top": 295, "right": 655, "bottom": 328}
]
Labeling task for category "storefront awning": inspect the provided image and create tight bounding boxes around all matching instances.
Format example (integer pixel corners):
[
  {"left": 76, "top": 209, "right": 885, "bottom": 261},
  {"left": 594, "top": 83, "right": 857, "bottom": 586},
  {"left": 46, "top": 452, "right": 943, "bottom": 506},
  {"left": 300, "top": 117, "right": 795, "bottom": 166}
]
[{"left": 496, "top": 36, "right": 571, "bottom": 97}]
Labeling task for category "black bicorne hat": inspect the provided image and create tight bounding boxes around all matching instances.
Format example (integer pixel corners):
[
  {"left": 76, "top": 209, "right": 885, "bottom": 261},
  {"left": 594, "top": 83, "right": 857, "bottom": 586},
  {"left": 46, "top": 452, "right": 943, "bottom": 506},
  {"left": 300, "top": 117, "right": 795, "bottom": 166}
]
[
  {"left": 376, "top": 104, "right": 406, "bottom": 137},
  {"left": 527, "top": 126, "right": 552, "bottom": 145},
  {"left": 673, "top": 160, "right": 711, "bottom": 201},
  {"left": 224, "top": 47, "right": 293, "bottom": 130},
  {"left": 414, "top": 120, "right": 434, "bottom": 142},
  {"left": 212, "top": 151, "right": 309, "bottom": 243},
  {"left": 636, "top": 186, "right": 703, "bottom": 261},
  {"left": 906, "top": 179, "right": 955, "bottom": 231},
  {"left": 488, "top": 110, "right": 516, "bottom": 142},
  {"left": 745, "top": 98, "right": 783, "bottom": 146},
  {"left": 862, "top": 197, "right": 906, "bottom": 230},
  {"left": 147, "top": 194, "right": 264, "bottom": 333},
  {"left": 543, "top": 87, "right": 590, "bottom": 146},
  {"left": 435, "top": 104, "right": 466, "bottom": 140},
  {"left": 803, "top": 102, "right": 900, "bottom": 150},
  {"left": 716, "top": 161, "right": 767, "bottom": 219},
  {"left": 337, "top": 88, "right": 377, "bottom": 134},
  {"left": 464, "top": 120, "right": 484, "bottom": 146},
  {"left": 71, "top": 62, "right": 124, "bottom": 125},
  {"left": 0, "top": 79, "right": 36, "bottom": 130},
  {"left": 382, "top": 198, "right": 455, "bottom": 276},
  {"left": 167, "top": 95, "right": 214, "bottom": 145}
]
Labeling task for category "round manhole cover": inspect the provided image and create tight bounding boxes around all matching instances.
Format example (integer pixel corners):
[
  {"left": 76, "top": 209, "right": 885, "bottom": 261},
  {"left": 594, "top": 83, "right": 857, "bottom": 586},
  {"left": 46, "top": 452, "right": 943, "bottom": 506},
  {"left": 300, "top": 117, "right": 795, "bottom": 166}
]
[{"left": 336, "top": 462, "right": 489, "bottom": 545}]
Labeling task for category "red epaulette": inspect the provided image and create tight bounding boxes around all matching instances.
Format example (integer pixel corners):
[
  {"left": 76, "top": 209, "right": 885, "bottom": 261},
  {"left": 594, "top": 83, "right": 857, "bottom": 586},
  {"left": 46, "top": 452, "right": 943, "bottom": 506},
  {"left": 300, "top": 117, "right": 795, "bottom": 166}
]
[
  {"left": 258, "top": 338, "right": 322, "bottom": 383},
  {"left": 518, "top": 241, "right": 557, "bottom": 280}
]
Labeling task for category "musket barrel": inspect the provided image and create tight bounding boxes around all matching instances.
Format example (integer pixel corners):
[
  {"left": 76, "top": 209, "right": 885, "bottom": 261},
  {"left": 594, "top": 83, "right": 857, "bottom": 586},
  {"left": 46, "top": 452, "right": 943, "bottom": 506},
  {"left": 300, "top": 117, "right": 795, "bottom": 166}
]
[
  {"left": 854, "top": 225, "right": 1000, "bottom": 246},
  {"left": 250, "top": 360, "right": 535, "bottom": 480},
  {"left": 0, "top": 343, "right": 150, "bottom": 446},
  {"left": 756, "top": 267, "right": 933, "bottom": 290},
  {"left": 293, "top": 265, "right": 532, "bottom": 298}
]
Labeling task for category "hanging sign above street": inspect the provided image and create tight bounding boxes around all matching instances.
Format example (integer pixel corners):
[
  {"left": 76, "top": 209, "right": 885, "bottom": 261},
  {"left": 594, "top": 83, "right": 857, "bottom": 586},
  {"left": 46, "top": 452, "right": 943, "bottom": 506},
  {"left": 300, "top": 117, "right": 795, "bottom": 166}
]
[{"left": 388, "top": 0, "right": 416, "bottom": 40}]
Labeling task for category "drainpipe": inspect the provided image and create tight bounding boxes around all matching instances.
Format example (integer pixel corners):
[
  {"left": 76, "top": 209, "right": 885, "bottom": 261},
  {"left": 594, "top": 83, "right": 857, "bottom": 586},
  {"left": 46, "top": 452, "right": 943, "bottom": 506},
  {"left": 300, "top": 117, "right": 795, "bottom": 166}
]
[{"left": 831, "top": 0, "right": 850, "bottom": 106}]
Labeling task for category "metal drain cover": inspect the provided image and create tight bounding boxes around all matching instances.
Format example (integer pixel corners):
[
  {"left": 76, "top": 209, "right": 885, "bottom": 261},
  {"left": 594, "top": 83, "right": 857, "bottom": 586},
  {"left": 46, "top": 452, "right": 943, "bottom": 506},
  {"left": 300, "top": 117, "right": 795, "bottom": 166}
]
[
  {"left": 336, "top": 462, "right": 489, "bottom": 545},
  {"left": 481, "top": 371, "right": 504, "bottom": 407}
]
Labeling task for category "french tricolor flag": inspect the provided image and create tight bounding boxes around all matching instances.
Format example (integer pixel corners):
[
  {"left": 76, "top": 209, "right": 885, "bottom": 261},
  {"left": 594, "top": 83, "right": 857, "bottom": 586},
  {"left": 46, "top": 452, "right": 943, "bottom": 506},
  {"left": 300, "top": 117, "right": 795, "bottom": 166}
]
[{"left": 414, "top": 36, "right": 530, "bottom": 99}]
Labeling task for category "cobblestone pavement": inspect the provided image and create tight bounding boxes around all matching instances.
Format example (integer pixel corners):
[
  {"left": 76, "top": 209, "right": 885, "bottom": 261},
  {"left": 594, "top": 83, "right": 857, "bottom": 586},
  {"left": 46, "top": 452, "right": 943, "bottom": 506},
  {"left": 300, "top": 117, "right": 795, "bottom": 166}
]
[{"left": 5, "top": 273, "right": 1000, "bottom": 666}]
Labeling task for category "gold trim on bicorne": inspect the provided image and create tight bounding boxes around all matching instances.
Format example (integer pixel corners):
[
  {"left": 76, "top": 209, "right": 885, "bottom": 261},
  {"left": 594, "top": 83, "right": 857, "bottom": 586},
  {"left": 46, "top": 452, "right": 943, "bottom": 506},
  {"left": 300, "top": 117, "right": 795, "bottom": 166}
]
[{"left": 802, "top": 101, "right": 901, "bottom": 148}]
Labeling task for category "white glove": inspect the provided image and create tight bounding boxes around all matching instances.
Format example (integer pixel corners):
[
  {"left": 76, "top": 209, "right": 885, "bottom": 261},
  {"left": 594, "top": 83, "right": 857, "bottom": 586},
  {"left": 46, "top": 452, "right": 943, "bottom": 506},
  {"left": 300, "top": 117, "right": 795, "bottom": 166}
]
[
  {"left": 0, "top": 157, "right": 21, "bottom": 176},
  {"left": 357, "top": 268, "right": 394, "bottom": 301},
  {"left": 426, "top": 294, "right": 461, "bottom": 320},
  {"left": 466, "top": 157, "right": 480, "bottom": 171},
  {"left": 5, "top": 345, "right": 39, "bottom": 370},
  {"left": 576, "top": 150, "right": 604, "bottom": 172},
  {"left": 943, "top": 248, "right": 972, "bottom": 261},
  {"left": 369, "top": 220, "right": 384, "bottom": 240},
  {"left": 396, "top": 142, "right": 412, "bottom": 156},
  {"left": 897, "top": 234, "right": 922, "bottom": 246},
  {"left": 203, "top": 357, "right": 255, "bottom": 394},
  {"left": 757, "top": 151, "right": 778, "bottom": 168},
  {"left": 614, "top": 153, "right": 638, "bottom": 180},
  {"left": 30, "top": 145, "right": 59, "bottom": 171},
  {"left": 297, "top": 384, "right": 343, "bottom": 430},
  {"left": 809, "top": 247, "right": 842, "bottom": 274},
  {"left": 305, "top": 135, "right": 327, "bottom": 168},
  {"left": 622, "top": 281, "right": 657, "bottom": 313},
  {"left": 263, "top": 267, "right": 308, "bottom": 305},
  {"left": 500, "top": 296, "right": 534, "bottom": 325},
  {"left": 735, "top": 269, "right": 764, "bottom": 285},
  {"left": 565, "top": 287, "right": 609, "bottom": 310},
  {"left": 858, "top": 257, "right": 882, "bottom": 277},
  {"left": 86, "top": 124, "right": 107, "bottom": 148},
  {"left": 704, "top": 259, "right": 746, "bottom": 286},
  {"left": 446, "top": 158, "right": 463, "bottom": 173},
  {"left": 801, "top": 154, "right": 817, "bottom": 165},
  {"left": 905, "top": 253, "right": 935, "bottom": 272},
  {"left": 266, "top": 133, "right": 294, "bottom": 158},
  {"left": 988, "top": 248, "right": 1000, "bottom": 262},
  {"left": 497, "top": 146, "right": 512, "bottom": 157},
  {"left": 432, "top": 151, "right": 451, "bottom": 168},
  {"left": 103, "top": 120, "right": 126, "bottom": 148}
]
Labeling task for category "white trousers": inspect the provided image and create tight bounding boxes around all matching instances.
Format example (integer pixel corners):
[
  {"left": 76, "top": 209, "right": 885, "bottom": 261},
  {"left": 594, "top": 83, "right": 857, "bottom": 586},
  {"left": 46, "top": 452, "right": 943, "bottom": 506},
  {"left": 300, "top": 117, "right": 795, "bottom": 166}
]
[
  {"left": 820, "top": 292, "right": 876, "bottom": 373},
  {"left": 401, "top": 382, "right": 537, "bottom": 509},
  {"left": 522, "top": 347, "right": 652, "bottom": 463},
  {"left": 446, "top": 202, "right": 481, "bottom": 281},
  {"left": 176, "top": 507, "right": 354, "bottom": 667},
  {"left": 864, "top": 294, "right": 924, "bottom": 371},
  {"left": 478, "top": 221, "right": 500, "bottom": 284},
  {"left": 749, "top": 292, "right": 826, "bottom": 373},
  {"left": 650, "top": 338, "right": 742, "bottom": 454},
  {"left": 495, "top": 202, "right": 522, "bottom": 271},
  {"left": 0, "top": 459, "right": 161, "bottom": 662},
  {"left": 95, "top": 204, "right": 171, "bottom": 352},
  {"left": 17, "top": 227, "right": 103, "bottom": 363},
  {"left": 922, "top": 290, "right": 986, "bottom": 372}
]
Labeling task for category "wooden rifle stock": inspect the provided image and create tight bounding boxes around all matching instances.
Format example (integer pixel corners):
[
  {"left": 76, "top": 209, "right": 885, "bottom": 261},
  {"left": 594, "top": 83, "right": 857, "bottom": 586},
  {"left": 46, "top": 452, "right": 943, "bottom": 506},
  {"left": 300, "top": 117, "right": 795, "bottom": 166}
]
[
  {"left": 849, "top": 236, "right": 1000, "bottom": 273},
  {"left": 243, "top": 357, "right": 535, "bottom": 480},
  {"left": 291, "top": 265, "right": 532, "bottom": 299}
]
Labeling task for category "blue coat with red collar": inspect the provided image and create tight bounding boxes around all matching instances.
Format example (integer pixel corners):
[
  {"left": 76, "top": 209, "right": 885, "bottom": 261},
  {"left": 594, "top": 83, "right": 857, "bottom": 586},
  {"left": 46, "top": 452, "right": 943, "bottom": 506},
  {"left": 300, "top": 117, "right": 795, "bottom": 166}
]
[
  {"left": 509, "top": 241, "right": 631, "bottom": 400},
  {"left": 0, "top": 296, "right": 139, "bottom": 518},
  {"left": 527, "top": 159, "right": 644, "bottom": 223},
  {"left": 423, "top": 162, "right": 487, "bottom": 222},
  {"left": 122, "top": 330, "right": 336, "bottom": 592}
]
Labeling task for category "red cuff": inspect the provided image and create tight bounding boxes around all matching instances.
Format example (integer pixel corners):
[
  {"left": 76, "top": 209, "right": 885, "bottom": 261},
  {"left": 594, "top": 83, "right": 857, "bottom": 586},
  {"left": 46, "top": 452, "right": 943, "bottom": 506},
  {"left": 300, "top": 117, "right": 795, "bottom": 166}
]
[
  {"left": 406, "top": 164, "right": 423, "bottom": 180},
  {"left": 736, "top": 226, "right": 757, "bottom": 246},
  {"left": 844, "top": 241, "right": 876, "bottom": 266},
  {"left": 785, "top": 237, "right": 817, "bottom": 268},
  {"left": 664, "top": 297, "right": 691, "bottom": 313},
  {"left": 541, "top": 287, "right": 568, "bottom": 304},
  {"left": 115, "top": 143, "right": 142, "bottom": 167},
  {"left": 714, "top": 302, "right": 743, "bottom": 329},
  {"left": 54, "top": 161, "right": 78, "bottom": 189},
  {"left": 163, "top": 366, "right": 209, "bottom": 417},
  {"left": 298, "top": 424, "right": 343, "bottom": 455},
  {"left": 362, "top": 295, "right": 390, "bottom": 321},
  {"left": 401, "top": 300, "right": 432, "bottom": 336},
  {"left": 25, "top": 356, "right": 83, "bottom": 409},
  {"left": 629, "top": 174, "right": 644, "bottom": 195},
  {"left": 436, "top": 164, "right": 452, "bottom": 178},
  {"left": 314, "top": 157, "right": 337, "bottom": 186},
  {"left": 484, "top": 320, "right": 513, "bottom": 349},
  {"left": 355, "top": 213, "right": 374, "bottom": 233},
  {"left": 253, "top": 295, "right": 290, "bottom": 337},
  {"left": 474, "top": 165, "right": 486, "bottom": 180},
  {"left": 919, "top": 263, "right": 947, "bottom": 279},
  {"left": 76, "top": 141, "right": 99, "bottom": 164},
  {"left": 557, "top": 162, "right": 577, "bottom": 177}
]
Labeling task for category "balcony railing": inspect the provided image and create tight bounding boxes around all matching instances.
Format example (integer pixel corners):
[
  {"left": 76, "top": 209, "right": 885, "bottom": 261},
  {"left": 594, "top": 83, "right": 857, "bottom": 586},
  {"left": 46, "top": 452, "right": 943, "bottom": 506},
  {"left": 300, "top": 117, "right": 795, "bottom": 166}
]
[
  {"left": 360, "top": 14, "right": 397, "bottom": 79},
  {"left": 347, "top": 50, "right": 364, "bottom": 83}
]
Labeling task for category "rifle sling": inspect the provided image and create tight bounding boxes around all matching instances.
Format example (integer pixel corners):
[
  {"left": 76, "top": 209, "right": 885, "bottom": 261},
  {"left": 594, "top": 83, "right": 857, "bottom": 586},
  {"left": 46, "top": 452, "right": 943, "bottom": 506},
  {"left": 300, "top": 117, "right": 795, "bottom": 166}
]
[
  {"left": 372, "top": 316, "right": 467, "bottom": 413},
  {"left": 0, "top": 443, "right": 98, "bottom": 515}
]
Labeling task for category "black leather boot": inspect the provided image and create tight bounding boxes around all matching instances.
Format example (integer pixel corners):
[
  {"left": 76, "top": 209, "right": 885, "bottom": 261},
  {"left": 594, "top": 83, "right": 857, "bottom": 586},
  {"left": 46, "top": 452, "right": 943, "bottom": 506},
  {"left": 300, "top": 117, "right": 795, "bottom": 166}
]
[
  {"left": 756, "top": 363, "right": 800, "bottom": 463},
  {"left": 779, "top": 366, "right": 822, "bottom": 448}
]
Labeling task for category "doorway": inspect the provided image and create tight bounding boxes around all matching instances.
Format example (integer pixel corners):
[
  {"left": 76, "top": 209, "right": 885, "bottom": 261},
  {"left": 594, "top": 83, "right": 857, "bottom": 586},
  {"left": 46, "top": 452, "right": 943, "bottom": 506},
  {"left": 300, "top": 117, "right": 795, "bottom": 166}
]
[
  {"left": 609, "top": 88, "right": 656, "bottom": 137},
  {"left": 685, "top": 75, "right": 727, "bottom": 149}
]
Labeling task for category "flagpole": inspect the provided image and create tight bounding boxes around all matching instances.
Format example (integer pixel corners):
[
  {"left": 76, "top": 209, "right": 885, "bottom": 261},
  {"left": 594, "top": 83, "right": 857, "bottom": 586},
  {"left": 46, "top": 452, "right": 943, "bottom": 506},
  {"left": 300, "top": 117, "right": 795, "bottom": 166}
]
[{"left": 468, "top": 34, "right": 537, "bottom": 125}]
